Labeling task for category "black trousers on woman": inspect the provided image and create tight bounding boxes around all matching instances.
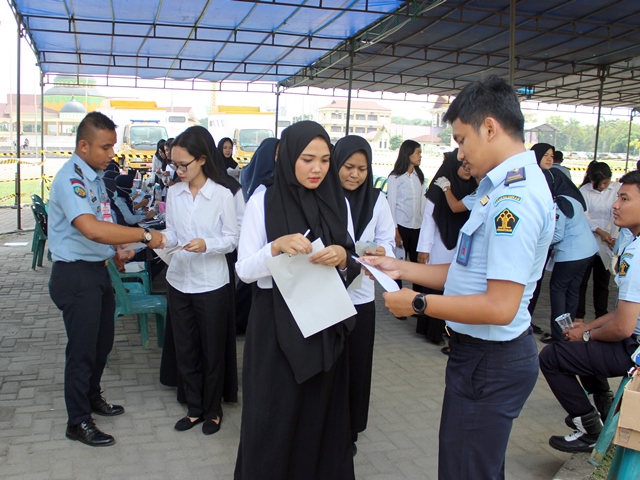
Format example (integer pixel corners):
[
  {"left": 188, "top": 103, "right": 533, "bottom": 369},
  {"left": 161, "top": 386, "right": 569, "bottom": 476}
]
[
  {"left": 576, "top": 254, "right": 611, "bottom": 320},
  {"left": 349, "top": 301, "right": 375, "bottom": 443},
  {"left": 167, "top": 283, "right": 228, "bottom": 420},
  {"left": 415, "top": 287, "right": 445, "bottom": 344},
  {"left": 397, "top": 225, "right": 421, "bottom": 290}
]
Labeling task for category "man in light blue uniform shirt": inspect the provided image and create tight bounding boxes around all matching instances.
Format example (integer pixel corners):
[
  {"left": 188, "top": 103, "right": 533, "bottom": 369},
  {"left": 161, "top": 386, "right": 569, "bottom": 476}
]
[
  {"left": 48, "top": 112, "right": 164, "bottom": 447},
  {"left": 362, "top": 76, "right": 554, "bottom": 479},
  {"left": 540, "top": 170, "right": 640, "bottom": 453}
]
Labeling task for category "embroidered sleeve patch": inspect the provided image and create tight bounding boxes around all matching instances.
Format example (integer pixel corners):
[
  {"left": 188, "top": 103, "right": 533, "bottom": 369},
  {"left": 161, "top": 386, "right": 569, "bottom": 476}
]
[
  {"left": 70, "top": 179, "right": 84, "bottom": 187},
  {"left": 618, "top": 253, "right": 633, "bottom": 277},
  {"left": 73, "top": 185, "right": 87, "bottom": 198},
  {"left": 494, "top": 208, "right": 520, "bottom": 235},
  {"left": 493, "top": 195, "right": 522, "bottom": 206}
]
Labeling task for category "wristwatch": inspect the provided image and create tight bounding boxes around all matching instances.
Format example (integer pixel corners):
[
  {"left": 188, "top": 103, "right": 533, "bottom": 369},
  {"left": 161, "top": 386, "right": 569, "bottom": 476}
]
[
  {"left": 583, "top": 330, "right": 591, "bottom": 342},
  {"left": 412, "top": 293, "right": 427, "bottom": 315},
  {"left": 141, "top": 228, "right": 153, "bottom": 244}
]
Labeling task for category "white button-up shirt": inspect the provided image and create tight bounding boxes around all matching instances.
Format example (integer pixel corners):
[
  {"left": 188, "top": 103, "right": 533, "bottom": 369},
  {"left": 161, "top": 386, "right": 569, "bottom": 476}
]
[
  {"left": 385, "top": 170, "right": 426, "bottom": 229},
  {"left": 163, "top": 178, "right": 239, "bottom": 294},
  {"left": 580, "top": 181, "right": 620, "bottom": 235}
]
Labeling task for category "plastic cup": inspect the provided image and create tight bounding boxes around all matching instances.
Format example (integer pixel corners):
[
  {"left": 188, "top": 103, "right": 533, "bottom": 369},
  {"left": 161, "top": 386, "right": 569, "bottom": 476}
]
[
  {"left": 554, "top": 313, "right": 573, "bottom": 331},
  {"left": 158, "top": 201, "right": 166, "bottom": 213}
]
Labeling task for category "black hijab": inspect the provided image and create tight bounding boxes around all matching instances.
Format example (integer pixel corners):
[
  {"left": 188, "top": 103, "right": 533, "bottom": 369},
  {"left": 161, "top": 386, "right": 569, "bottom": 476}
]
[
  {"left": 218, "top": 137, "right": 239, "bottom": 170},
  {"left": 425, "top": 150, "right": 477, "bottom": 250},
  {"left": 115, "top": 174, "right": 134, "bottom": 212},
  {"left": 184, "top": 126, "right": 241, "bottom": 195},
  {"left": 240, "top": 137, "right": 279, "bottom": 202},
  {"left": 265, "top": 120, "right": 357, "bottom": 384},
  {"left": 531, "top": 143, "right": 555, "bottom": 165},
  {"left": 333, "top": 135, "right": 378, "bottom": 241},
  {"left": 543, "top": 168, "right": 586, "bottom": 218}
]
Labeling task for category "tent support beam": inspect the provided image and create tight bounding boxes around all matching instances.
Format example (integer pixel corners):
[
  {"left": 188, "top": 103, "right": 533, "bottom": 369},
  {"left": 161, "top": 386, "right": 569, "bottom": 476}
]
[
  {"left": 593, "top": 67, "right": 606, "bottom": 161},
  {"left": 16, "top": 14, "right": 22, "bottom": 230},
  {"left": 345, "top": 47, "right": 355, "bottom": 135}
]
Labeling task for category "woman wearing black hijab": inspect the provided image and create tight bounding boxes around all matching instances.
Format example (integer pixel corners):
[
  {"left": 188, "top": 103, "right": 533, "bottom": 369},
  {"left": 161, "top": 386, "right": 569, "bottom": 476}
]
[
  {"left": 540, "top": 169, "right": 597, "bottom": 342},
  {"left": 531, "top": 143, "right": 555, "bottom": 170},
  {"left": 334, "top": 135, "right": 395, "bottom": 450},
  {"left": 234, "top": 121, "right": 359, "bottom": 480},
  {"left": 416, "top": 150, "right": 477, "bottom": 347}
]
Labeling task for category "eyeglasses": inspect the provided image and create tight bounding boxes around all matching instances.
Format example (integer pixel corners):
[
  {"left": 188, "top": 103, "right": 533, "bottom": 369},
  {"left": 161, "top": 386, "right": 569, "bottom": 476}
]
[{"left": 169, "top": 158, "right": 197, "bottom": 172}]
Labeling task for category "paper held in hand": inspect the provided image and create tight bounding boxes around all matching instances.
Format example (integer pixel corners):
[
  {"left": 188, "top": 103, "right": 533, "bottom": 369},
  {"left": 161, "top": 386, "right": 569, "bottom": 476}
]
[
  {"left": 266, "top": 238, "right": 357, "bottom": 338},
  {"left": 355, "top": 257, "right": 400, "bottom": 292}
]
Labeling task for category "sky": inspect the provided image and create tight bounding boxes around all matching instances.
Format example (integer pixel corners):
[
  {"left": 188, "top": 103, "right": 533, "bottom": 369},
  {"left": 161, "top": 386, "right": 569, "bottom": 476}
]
[{"left": 0, "top": 2, "right": 633, "bottom": 127}]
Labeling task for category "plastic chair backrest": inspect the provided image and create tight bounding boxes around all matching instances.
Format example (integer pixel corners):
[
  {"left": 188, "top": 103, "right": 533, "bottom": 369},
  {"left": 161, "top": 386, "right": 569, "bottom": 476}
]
[
  {"left": 30, "top": 202, "right": 48, "bottom": 236},
  {"left": 106, "top": 260, "right": 135, "bottom": 312},
  {"left": 30, "top": 193, "right": 45, "bottom": 208}
]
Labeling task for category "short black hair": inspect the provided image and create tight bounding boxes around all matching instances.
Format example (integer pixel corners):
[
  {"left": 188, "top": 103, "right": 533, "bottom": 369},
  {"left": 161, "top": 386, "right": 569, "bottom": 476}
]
[
  {"left": 620, "top": 169, "right": 640, "bottom": 191},
  {"left": 554, "top": 150, "right": 564, "bottom": 163},
  {"left": 442, "top": 75, "right": 525, "bottom": 142},
  {"left": 76, "top": 111, "right": 117, "bottom": 146}
]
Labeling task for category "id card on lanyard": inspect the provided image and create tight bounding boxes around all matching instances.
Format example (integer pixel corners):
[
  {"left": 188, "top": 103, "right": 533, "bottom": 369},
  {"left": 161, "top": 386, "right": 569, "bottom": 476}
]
[
  {"left": 96, "top": 179, "right": 113, "bottom": 223},
  {"left": 456, "top": 232, "right": 473, "bottom": 266}
]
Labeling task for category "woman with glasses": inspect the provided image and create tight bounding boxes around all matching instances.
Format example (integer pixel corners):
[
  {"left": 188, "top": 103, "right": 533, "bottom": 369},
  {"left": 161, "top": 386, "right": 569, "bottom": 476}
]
[
  {"left": 162, "top": 129, "right": 239, "bottom": 435},
  {"left": 234, "top": 121, "right": 360, "bottom": 479}
]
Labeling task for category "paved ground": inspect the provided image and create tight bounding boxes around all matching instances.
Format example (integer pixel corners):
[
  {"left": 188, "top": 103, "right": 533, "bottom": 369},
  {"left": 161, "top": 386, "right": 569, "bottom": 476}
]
[{"left": 0, "top": 221, "right": 618, "bottom": 480}]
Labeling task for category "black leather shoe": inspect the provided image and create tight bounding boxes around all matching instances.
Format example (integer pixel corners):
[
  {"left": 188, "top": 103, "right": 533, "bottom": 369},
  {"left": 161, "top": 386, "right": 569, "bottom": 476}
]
[
  {"left": 91, "top": 397, "right": 124, "bottom": 416},
  {"left": 175, "top": 416, "right": 203, "bottom": 431},
  {"left": 66, "top": 418, "right": 115, "bottom": 447},
  {"left": 202, "top": 417, "right": 221, "bottom": 435},
  {"left": 531, "top": 324, "right": 544, "bottom": 334}
]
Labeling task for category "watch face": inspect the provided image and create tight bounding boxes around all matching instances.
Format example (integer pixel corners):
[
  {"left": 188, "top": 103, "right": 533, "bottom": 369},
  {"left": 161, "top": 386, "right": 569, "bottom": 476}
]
[{"left": 144, "top": 231, "right": 153, "bottom": 242}]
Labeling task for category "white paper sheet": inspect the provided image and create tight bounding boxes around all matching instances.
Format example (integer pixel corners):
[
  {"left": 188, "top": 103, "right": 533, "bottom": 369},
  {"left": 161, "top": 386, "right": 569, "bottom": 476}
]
[
  {"left": 355, "top": 257, "right": 400, "bottom": 292},
  {"left": 266, "top": 238, "right": 356, "bottom": 338},
  {"left": 153, "top": 244, "right": 185, "bottom": 266},
  {"left": 122, "top": 242, "right": 147, "bottom": 251}
]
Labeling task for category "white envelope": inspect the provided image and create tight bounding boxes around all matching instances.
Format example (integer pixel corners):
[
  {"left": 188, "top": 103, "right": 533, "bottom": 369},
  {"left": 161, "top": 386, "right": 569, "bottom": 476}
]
[{"left": 266, "top": 238, "right": 357, "bottom": 338}]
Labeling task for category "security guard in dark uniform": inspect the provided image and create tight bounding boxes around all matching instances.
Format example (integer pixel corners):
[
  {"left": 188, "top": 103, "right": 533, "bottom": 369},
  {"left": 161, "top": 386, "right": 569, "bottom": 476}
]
[
  {"left": 362, "top": 76, "right": 554, "bottom": 479},
  {"left": 48, "top": 112, "right": 164, "bottom": 447},
  {"left": 540, "top": 170, "right": 640, "bottom": 453}
]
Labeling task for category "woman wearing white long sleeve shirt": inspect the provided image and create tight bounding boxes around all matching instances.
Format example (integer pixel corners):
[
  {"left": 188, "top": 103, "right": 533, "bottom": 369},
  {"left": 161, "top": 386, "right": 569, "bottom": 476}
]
[
  {"left": 163, "top": 130, "right": 238, "bottom": 436},
  {"left": 386, "top": 139, "right": 427, "bottom": 290},
  {"left": 577, "top": 162, "right": 620, "bottom": 320}
]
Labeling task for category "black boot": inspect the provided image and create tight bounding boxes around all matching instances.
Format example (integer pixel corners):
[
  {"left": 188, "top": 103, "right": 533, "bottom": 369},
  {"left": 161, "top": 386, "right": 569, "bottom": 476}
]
[
  {"left": 594, "top": 391, "right": 614, "bottom": 422},
  {"left": 550, "top": 409, "right": 603, "bottom": 453},
  {"left": 564, "top": 390, "right": 615, "bottom": 428}
]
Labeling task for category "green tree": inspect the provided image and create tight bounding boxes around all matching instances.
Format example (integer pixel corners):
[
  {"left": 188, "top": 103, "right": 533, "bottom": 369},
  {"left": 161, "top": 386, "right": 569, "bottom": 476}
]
[
  {"left": 391, "top": 116, "right": 431, "bottom": 126},
  {"left": 438, "top": 125, "right": 452, "bottom": 145},
  {"left": 389, "top": 134, "right": 404, "bottom": 150}
]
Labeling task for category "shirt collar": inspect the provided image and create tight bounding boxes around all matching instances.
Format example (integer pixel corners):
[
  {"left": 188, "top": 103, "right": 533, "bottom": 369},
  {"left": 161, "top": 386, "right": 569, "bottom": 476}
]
[
  {"left": 71, "top": 153, "right": 99, "bottom": 182},
  {"left": 484, "top": 150, "right": 536, "bottom": 189},
  {"left": 174, "top": 178, "right": 216, "bottom": 199}
]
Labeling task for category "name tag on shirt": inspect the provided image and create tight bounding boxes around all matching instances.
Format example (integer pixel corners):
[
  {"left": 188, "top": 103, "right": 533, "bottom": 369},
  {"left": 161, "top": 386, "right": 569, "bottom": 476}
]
[
  {"left": 456, "top": 232, "right": 473, "bottom": 266},
  {"left": 100, "top": 201, "right": 113, "bottom": 223}
]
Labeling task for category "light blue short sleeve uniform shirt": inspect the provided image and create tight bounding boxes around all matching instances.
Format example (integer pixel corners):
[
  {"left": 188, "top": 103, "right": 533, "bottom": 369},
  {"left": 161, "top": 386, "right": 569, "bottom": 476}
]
[
  {"left": 552, "top": 196, "right": 599, "bottom": 263},
  {"left": 614, "top": 236, "right": 640, "bottom": 335},
  {"left": 444, "top": 151, "right": 555, "bottom": 341},
  {"left": 48, "top": 154, "right": 115, "bottom": 262}
]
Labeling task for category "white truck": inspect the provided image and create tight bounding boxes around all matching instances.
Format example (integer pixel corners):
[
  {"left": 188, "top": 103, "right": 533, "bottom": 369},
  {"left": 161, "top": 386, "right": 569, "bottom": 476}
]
[{"left": 208, "top": 106, "right": 275, "bottom": 164}]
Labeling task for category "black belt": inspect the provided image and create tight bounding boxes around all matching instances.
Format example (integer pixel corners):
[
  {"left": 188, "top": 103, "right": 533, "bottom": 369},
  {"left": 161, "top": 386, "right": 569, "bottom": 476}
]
[
  {"left": 446, "top": 327, "right": 531, "bottom": 345},
  {"left": 70, "top": 260, "right": 109, "bottom": 267}
]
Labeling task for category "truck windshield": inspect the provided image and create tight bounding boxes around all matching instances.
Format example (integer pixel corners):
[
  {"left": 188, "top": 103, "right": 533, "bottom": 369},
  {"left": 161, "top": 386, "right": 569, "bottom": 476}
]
[
  {"left": 238, "top": 129, "right": 274, "bottom": 152},
  {"left": 130, "top": 126, "right": 168, "bottom": 149}
]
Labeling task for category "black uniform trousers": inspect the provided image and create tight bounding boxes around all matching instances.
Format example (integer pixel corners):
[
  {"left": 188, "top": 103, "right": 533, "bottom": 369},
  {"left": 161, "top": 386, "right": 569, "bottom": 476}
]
[
  {"left": 577, "top": 254, "right": 611, "bottom": 319},
  {"left": 439, "top": 331, "right": 538, "bottom": 480},
  {"left": 49, "top": 261, "right": 115, "bottom": 426},
  {"left": 167, "top": 283, "right": 228, "bottom": 420},
  {"left": 539, "top": 337, "right": 637, "bottom": 417},
  {"left": 548, "top": 257, "right": 592, "bottom": 340}
]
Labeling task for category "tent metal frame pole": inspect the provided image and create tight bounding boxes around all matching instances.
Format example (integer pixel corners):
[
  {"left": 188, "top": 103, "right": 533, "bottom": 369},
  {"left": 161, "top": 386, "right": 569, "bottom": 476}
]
[
  {"left": 592, "top": 68, "right": 606, "bottom": 161},
  {"left": 275, "top": 85, "right": 281, "bottom": 137},
  {"left": 16, "top": 15, "right": 22, "bottom": 230},
  {"left": 40, "top": 72, "right": 45, "bottom": 198},
  {"left": 345, "top": 46, "right": 355, "bottom": 135},
  {"left": 509, "top": 0, "right": 515, "bottom": 86},
  {"left": 624, "top": 109, "right": 636, "bottom": 172}
]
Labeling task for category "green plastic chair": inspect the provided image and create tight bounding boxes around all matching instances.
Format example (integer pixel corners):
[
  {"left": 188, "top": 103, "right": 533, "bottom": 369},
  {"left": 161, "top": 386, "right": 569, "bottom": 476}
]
[
  {"left": 106, "top": 260, "right": 166, "bottom": 349},
  {"left": 30, "top": 203, "right": 49, "bottom": 269},
  {"left": 373, "top": 176, "right": 385, "bottom": 189}
]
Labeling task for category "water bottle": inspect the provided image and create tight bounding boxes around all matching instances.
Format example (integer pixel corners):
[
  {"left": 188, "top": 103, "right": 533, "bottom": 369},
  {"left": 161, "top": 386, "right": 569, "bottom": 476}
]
[{"left": 154, "top": 184, "right": 162, "bottom": 204}]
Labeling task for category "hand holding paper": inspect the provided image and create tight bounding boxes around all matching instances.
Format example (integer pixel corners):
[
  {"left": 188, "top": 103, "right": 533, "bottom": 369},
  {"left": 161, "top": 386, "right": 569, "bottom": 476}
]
[
  {"left": 355, "top": 256, "right": 399, "bottom": 292},
  {"left": 359, "top": 255, "right": 403, "bottom": 281},
  {"left": 382, "top": 288, "right": 421, "bottom": 317}
]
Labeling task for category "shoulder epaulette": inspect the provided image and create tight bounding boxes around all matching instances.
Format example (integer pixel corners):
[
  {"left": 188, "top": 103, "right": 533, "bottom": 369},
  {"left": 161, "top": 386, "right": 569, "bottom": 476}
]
[{"left": 504, "top": 167, "right": 526, "bottom": 186}]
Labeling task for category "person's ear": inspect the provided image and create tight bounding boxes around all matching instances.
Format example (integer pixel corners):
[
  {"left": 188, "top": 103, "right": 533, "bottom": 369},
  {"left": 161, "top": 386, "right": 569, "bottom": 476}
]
[
  {"left": 77, "top": 139, "right": 90, "bottom": 154},
  {"left": 484, "top": 117, "right": 498, "bottom": 142}
]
